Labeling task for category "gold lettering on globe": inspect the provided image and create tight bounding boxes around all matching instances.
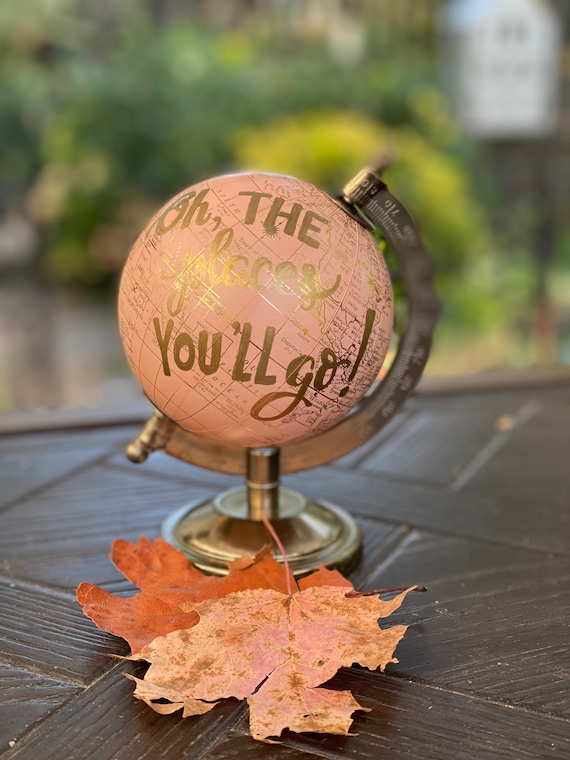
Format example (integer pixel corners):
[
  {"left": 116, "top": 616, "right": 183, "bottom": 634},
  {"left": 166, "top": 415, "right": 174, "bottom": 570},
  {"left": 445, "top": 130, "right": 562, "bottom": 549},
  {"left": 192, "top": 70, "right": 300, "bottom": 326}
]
[
  {"left": 153, "top": 187, "right": 341, "bottom": 313},
  {"left": 153, "top": 309, "right": 377, "bottom": 422}
]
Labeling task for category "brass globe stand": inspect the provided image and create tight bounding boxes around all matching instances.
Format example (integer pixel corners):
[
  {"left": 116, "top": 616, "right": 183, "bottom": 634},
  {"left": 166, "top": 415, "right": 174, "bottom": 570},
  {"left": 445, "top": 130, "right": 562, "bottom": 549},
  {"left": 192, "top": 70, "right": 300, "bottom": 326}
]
[{"left": 125, "top": 168, "right": 439, "bottom": 576}]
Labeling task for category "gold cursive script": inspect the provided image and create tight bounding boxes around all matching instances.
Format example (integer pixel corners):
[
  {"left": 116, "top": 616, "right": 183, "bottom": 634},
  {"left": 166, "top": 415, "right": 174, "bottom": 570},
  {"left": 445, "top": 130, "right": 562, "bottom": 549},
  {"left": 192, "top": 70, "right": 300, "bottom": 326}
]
[
  {"left": 152, "top": 186, "right": 342, "bottom": 313},
  {"left": 159, "top": 227, "right": 341, "bottom": 316},
  {"left": 153, "top": 308, "right": 377, "bottom": 421}
]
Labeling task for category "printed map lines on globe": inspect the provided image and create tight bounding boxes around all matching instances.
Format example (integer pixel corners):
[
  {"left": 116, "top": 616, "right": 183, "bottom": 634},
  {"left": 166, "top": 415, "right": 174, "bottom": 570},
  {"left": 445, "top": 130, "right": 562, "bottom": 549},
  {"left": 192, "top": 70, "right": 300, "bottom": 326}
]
[
  {"left": 123, "top": 269, "right": 162, "bottom": 406},
  {"left": 139, "top": 222, "right": 376, "bottom": 440},
  {"left": 209, "top": 174, "right": 320, "bottom": 267},
  {"left": 148, "top": 302, "right": 321, "bottom": 440},
  {"left": 154, "top": 214, "right": 339, "bottom": 327},
  {"left": 140, "top": 291, "right": 291, "bottom": 440},
  {"left": 142, "top": 285, "right": 359, "bottom": 442},
  {"left": 125, "top": 249, "right": 373, "bottom": 442},
  {"left": 149, "top": 171, "right": 358, "bottom": 332},
  {"left": 146, "top": 185, "right": 355, "bottom": 398},
  {"left": 150, "top": 310, "right": 369, "bottom": 442},
  {"left": 119, "top": 172, "right": 394, "bottom": 447}
]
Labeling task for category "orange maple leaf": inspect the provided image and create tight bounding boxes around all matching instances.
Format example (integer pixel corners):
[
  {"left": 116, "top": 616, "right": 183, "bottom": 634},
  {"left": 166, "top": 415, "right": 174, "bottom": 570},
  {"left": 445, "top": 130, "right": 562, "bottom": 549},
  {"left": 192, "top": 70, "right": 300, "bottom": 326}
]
[
  {"left": 77, "top": 536, "right": 416, "bottom": 742},
  {"left": 77, "top": 536, "right": 294, "bottom": 653},
  {"left": 127, "top": 585, "right": 412, "bottom": 742}
]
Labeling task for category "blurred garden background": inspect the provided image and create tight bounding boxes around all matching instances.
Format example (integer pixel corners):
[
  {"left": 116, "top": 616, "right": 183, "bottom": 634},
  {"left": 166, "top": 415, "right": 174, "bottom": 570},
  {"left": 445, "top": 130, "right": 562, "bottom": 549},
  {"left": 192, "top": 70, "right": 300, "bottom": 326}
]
[{"left": 1, "top": 0, "right": 569, "bottom": 414}]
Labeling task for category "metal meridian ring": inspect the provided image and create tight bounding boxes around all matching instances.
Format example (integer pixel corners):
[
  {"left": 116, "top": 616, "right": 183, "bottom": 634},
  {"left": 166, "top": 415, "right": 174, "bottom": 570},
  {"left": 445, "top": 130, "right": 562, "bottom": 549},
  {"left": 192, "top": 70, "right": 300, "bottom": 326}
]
[{"left": 161, "top": 168, "right": 439, "bottom": 476}]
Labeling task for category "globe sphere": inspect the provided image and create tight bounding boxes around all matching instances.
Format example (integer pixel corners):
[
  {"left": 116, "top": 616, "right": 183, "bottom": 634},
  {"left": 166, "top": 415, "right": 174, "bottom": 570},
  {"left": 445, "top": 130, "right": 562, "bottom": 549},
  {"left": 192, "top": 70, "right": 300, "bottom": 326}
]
[{"left": 118, "top": 173, "right": 393, "bottom": 448}]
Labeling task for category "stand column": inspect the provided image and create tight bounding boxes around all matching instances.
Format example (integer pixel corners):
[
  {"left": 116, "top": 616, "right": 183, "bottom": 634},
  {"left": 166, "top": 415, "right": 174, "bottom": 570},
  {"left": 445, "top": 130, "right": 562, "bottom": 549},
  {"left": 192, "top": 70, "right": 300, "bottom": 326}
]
[{"left": 246, "top": 448, "right": 280, "bottom": 521}]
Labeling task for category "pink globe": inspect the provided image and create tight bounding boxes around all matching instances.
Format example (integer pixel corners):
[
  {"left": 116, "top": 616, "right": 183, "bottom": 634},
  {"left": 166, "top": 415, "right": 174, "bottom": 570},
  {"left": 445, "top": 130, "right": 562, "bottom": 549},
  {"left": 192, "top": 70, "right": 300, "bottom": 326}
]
[{"left": 118, "top": 173, "right": 393, "bottom": 448}]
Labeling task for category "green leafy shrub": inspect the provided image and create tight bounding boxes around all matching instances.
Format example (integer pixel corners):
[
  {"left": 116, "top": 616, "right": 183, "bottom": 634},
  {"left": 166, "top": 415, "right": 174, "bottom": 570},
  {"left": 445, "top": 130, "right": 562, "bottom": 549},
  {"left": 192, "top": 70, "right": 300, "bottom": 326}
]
[
  {"left": 234, "top": 109, "right": 499, "bottom": 329},
  {"left": 0, "top": 4, "right": 463, "bottom": 286}
]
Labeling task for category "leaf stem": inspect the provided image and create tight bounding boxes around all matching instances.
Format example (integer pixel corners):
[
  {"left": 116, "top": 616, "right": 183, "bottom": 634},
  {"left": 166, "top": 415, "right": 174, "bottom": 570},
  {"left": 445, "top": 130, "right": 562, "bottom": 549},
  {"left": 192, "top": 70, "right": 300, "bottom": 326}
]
[{"left": 260, "top": 509, "right": 293, "bottom": 596}]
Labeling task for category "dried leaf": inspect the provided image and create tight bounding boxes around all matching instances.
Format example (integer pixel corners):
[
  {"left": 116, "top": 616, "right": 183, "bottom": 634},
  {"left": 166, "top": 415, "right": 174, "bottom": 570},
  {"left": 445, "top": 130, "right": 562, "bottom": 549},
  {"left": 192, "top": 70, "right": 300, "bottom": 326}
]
[
  {"left": 297, "top": 565, "right": 353, "bottom": 590},
  {"left": 76, "top": 583, "right": 199, "bottom": 653},
  {"left": 78, "top": 537, "right": 416, "bottom": 742},
  {"left": 128, "top": 585, "right": 412, "bottom": 742},
  {"left": 77, "top": 537, "right": 293, "bottom": 652},
  {"left": 110, "top": 537, "right": 292, "bottom": 601}
]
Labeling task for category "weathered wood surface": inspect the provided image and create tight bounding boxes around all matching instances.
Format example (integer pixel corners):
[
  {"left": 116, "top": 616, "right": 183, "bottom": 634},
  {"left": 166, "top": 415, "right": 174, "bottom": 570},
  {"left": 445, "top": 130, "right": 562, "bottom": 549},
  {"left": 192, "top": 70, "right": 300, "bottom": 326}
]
[{"left": 0, "top": 381, "right": 569, "bottom": 759}]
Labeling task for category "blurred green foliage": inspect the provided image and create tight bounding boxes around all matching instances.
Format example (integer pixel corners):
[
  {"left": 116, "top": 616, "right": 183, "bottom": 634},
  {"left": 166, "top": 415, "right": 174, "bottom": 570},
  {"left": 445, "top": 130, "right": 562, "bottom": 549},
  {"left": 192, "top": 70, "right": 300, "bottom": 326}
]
[
  {"left": 0, "top": 0, "right": 558, "bottom": 355},
  {"left": 0, "top": 2, "right": 467, "bottom": 273},
  {"left": 234, "top": 109, "right": 500, "bottom": 330}
]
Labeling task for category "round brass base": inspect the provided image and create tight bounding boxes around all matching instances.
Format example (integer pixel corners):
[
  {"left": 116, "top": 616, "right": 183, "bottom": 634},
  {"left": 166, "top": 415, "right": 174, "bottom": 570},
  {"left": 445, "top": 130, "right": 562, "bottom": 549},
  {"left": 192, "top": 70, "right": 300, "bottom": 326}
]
[{"left": 161, "top": 487, "right": 361, "bottom": 577}]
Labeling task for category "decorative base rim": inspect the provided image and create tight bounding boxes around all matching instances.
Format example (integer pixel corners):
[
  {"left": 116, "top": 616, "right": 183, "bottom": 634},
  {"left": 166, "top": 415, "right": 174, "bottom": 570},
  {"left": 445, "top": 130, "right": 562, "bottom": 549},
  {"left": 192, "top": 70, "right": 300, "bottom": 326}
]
[{"left": 161, "top": 487, "right": 361, "bottom": 577}]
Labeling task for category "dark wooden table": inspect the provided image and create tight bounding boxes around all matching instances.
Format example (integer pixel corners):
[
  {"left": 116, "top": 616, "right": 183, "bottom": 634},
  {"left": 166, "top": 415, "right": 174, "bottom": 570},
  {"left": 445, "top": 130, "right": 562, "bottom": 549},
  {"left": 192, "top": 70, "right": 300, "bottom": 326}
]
[{"left": 1, "top": 373, "right": 569, "bottom": 759}]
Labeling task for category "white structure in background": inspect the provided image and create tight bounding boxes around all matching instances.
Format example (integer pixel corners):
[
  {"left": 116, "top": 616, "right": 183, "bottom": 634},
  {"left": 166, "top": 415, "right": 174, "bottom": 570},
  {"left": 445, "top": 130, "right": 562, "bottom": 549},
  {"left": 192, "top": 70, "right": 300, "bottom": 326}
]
[{"left": 441, "top": 0, "right": 562, "bottom": 139}]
